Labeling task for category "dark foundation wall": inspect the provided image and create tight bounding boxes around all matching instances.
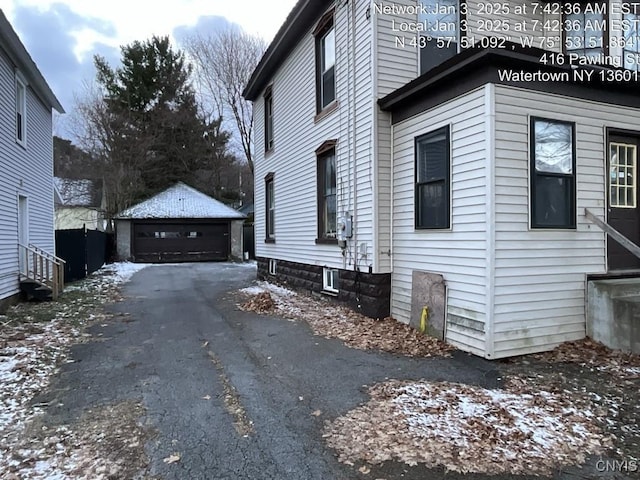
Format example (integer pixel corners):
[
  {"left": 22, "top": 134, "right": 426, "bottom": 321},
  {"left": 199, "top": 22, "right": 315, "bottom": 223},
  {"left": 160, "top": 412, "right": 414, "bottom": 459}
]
[
  {"left": 0, "top": 292, "right": 20, "bottom": 314},
  {"left": 256, "top": 257, "right": 391, "bottom": 319}
]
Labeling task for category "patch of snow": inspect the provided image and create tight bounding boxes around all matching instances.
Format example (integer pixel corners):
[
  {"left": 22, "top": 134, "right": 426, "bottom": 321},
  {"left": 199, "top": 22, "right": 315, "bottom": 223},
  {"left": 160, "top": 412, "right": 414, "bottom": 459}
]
[
  {"left": 99, "top": 262, "right": 150, "bottom": 284},
  {"left": 240, "top": 281, "right": 296, "bottom": 298},
  {"left": 325, "top": 380, "right": 610, "bottom": 476},
  {"left": 393, "top": 382, "right": 606, "bottom": 470},
  {"left": 116, "top": 182, "right": 244, "bottom": 219},
  {"left": 241, "top": 286, "right": 265, "bottom": 295}
]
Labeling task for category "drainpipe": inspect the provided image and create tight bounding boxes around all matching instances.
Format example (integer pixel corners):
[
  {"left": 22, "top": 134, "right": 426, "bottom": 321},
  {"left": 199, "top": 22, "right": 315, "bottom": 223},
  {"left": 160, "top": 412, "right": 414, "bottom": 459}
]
[
  {"left": 371, "top": 1, "right": 379, "bottom": 275},
  {"left": 350, "top": 0, "right": 358, "bottom": 272}
]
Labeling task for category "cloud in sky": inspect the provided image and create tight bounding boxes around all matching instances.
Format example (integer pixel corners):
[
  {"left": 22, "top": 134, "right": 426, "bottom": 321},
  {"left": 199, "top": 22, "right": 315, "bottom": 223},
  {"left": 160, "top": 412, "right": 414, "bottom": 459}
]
[
  {"left": 6, "top": 0, "right": 296, "bottom": 141},
  {"left": 11, "top": 3, "right": 121, "bottom": 128}
]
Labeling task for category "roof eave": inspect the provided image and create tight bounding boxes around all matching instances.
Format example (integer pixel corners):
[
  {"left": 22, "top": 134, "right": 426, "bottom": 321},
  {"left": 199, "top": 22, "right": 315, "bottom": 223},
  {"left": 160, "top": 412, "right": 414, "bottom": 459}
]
[
  {"left": 243, "top": 0, "right": 330, "bottom": 101},
  {"left": 0, "top": 10, "right": 64, "bottom": 113}
]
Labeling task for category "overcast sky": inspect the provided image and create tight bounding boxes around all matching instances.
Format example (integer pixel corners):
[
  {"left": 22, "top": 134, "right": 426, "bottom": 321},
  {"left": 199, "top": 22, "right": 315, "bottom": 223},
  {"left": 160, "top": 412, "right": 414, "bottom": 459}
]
[{"left": 1, "top": 0, "right": 296, "bottom": 139}]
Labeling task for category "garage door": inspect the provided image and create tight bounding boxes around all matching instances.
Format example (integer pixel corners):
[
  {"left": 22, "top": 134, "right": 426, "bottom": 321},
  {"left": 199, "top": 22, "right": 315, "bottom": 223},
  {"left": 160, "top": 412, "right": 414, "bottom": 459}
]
[{"left": 133, "top": 222, "right": 230, "bottom": 262}]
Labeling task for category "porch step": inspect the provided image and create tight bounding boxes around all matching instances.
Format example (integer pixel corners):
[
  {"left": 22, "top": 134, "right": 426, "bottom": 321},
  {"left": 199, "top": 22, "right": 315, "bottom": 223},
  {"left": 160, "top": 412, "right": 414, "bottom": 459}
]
[
  {"left": 20, "top": 279, "right": 53, "bottom": 302},
  {"left": 587, "top": 278, "right": 640, "bottom": 354}
]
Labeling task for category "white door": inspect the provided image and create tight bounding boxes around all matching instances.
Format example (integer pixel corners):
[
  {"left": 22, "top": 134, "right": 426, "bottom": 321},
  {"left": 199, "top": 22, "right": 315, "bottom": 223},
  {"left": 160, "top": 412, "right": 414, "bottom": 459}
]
[{"left": 18, "top": 195, "right": 28, "bottom": 273}]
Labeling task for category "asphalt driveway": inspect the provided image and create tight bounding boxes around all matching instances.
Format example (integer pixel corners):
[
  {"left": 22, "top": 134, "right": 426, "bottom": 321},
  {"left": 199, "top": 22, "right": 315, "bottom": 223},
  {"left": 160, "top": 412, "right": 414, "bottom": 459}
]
[{"left": 32, "top": 263, "right": 613, "bottom": 479}]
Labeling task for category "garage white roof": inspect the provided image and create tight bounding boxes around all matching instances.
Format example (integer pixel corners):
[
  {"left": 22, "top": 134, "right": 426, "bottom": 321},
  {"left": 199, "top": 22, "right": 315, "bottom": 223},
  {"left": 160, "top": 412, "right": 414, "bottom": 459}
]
[{"left": 116, "top": 182, "right": 245, "bottom": 220}]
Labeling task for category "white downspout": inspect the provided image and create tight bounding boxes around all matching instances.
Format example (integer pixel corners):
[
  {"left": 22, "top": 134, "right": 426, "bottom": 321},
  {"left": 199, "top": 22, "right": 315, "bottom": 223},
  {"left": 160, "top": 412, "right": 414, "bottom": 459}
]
[
  {"left": 484, "top": 83, "right": 496, "bottom": 359},
  {"left": 371, "top": 1, "right": 380, "bottom": 274}
]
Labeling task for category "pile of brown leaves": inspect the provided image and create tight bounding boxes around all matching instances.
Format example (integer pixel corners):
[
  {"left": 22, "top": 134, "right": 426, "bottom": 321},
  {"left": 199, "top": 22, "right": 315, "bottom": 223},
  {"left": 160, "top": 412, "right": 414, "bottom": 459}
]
[
  {"left": 324, "top": 379, "right": 612, "bottom": 476},
  {"left": 532, "top": 338, "right": 640, "bottom": 379},
  {"left": 306, "top": 313, "right": 454, "bottom": 357},
  {"left": 238, "top": 283, "right": 454, "bottom": 357},
  {"left": 503, "top": 339, "right": 640, "bottom": 464},
  {"left": 240, "top": 291, "right": 276, "bottom": 314}
]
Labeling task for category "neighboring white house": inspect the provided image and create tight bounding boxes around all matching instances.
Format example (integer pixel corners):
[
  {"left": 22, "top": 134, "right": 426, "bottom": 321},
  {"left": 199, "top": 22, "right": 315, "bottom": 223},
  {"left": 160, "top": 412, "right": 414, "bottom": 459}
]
[
  {"left": 54, "top": 177, "right": 106, "bottom": 231},
  {"left": 0, "top": 10, "right": 64, "bottom": 310},
  {"left": 243, "top": 0, "right": 640, "bottom": 358}
]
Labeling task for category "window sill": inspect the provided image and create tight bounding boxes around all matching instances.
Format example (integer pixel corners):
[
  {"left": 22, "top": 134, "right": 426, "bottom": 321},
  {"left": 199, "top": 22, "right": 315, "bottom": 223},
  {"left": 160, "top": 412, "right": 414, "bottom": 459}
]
[
  {"left": 264, "top": 147, "right": 274, "bottom": 157},
  {"left": 15, "top": 139, "right": 26, "bottom": 150},
  {"left": 314, "top": 101, "right": 339, "bottom": 124},
  {"left": 415, "top": 226, "right": 452, "bottom": 231},
  {"left": 530, "top": 225, "right": 577, "bottom": 231},
  {"left": 321, "top": 289, "right": 338, "bottom": 297},
  {"left": 265, "top": 238, "right": 276, "bottom": 244},
  {"left": 315, "top": 237, "right": 338, "bottom": 245}
]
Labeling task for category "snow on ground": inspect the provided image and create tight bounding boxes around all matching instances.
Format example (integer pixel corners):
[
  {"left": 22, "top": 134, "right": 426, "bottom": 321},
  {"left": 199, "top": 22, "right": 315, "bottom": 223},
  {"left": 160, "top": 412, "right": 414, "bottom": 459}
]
[
  {"left": 0, "top": 263, "right": 150, "bottom": 479},
  {"left": 324, "top": 380, "right": 612, "bottom": 475},
  {"left": 240, "top": 281, "right": 297, "bottom": 298},
  {"left": 98, "top": 262, "right": 149, "bottom": 284}
]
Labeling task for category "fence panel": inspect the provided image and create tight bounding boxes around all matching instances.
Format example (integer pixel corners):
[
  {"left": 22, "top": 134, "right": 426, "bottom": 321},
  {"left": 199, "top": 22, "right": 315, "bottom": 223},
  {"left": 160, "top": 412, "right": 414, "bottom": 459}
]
[
  {"left": 243, "top": 224, "right": 255, "bottom": 260},
  {"left": 56, "top": 229, "right": 114, "bottom": 283},
  {"left": 55, "top": 229, "right": 86, "bottom": 282},
  {"left": 86, "top": 230, "right": 110, "bottom": 275}
]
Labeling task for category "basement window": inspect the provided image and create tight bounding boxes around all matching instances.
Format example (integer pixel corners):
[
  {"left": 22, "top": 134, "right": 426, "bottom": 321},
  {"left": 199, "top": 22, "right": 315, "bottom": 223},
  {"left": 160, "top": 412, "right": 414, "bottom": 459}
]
[
  {"left": 268, "top": 259, "right": 277, "bottom": 275},
  {"left": 323, "top": 267, "right": 339, "bottom": 293}
]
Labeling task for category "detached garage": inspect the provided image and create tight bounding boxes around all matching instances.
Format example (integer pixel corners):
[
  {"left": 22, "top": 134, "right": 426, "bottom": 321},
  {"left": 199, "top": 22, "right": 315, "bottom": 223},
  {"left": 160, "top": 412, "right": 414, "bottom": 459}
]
[{"left": 115, "top": 183, "right": 245, "bottom": 263}]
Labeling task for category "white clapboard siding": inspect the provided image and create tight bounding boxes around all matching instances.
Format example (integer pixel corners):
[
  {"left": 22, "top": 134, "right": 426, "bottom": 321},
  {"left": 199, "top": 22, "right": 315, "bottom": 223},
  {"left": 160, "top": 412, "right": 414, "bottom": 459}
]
[
  {"left": 391, "top": 87, "right": 488, "bottom": 356},
  {"left": 0, "top": 48, "right": 55, "bottom": 302},
  {"left": 491, "top": 84, "right": 640, "bottom": 358},
  {"left": 466, "top": 0, "right": 547, "bottom": 49},
  {"left": 254, "top": 2, "right": 376, "bottom": 270}
]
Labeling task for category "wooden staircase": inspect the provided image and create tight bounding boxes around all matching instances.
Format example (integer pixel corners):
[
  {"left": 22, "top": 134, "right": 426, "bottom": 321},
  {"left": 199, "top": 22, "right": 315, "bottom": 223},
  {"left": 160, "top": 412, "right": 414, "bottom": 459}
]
[{"left": 18, "top": 244, "right": 65, "bottom": 301}]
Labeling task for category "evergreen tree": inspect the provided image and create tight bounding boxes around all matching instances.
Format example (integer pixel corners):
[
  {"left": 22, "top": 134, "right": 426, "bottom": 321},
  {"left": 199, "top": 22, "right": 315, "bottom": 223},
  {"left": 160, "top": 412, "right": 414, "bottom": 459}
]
[{"left": 93, "top": 35, "right": 226, "bottom": 205}]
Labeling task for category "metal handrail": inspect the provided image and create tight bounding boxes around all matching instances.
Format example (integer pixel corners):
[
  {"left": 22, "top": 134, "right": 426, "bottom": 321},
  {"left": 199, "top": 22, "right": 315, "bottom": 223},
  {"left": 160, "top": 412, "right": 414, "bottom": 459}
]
[{"left": 584, "top": 208, "right": 640, "bottom": 260}]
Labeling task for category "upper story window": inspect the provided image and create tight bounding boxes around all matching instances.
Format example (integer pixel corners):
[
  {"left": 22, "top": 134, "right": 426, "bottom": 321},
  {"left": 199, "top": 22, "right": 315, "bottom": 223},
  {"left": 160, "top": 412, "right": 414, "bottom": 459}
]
[
  {"left": 563, "top": 2, "right": 607, "bottom": 59},
  {"left": 314, "top": 10, "right": 336, "bottom": 112},
  {"left": 623, "top": 12, "right": 640, "bottom": 70},
  {"left": 264, "top": 86, "right": 274, "bottom": 152},
  {"left": 316, "top": 141, "right": 337, "bottom": 241},
  {"left": 15, "top": 76, "right": 26, "bottom": 146},
  {"left": 530, "top": 118, "right": 576, "bottom": 229},
  {"left": 419, "top": 0, "right": 465, "bottom": 75},
  {"left": 415, "top": 126, "right": 451, "bottom": 229}
]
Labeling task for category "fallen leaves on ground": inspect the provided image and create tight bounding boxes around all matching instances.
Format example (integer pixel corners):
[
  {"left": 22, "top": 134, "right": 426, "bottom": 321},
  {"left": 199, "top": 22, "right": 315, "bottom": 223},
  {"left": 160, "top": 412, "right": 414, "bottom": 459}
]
[
  {"left": 531, "top": 337, "right": 640, "bottom": 379},
  {"left": 0, "top": 263, "right": 151, "bottom": 479},
  {"left": 238, "top": 282, "right": 454, "bottom": 357},
  {"left": 324, "top": 380, "right": 612, "bottom": 476},
  {"left": 241, "top": 291, "right": 276, "bottom": 314},
  {"left": 503, "top": 338, "right": 640, "bottom": 466}
]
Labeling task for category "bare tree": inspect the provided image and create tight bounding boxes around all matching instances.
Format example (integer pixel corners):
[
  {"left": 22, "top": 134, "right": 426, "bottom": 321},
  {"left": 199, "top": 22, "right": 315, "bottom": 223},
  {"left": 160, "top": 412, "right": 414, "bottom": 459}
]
[
  {"left": 183, "top": 26, "right": 266, "bottom": 174},
  {"left": 68, "top": 81, "right": 150, "bottom": 229}
]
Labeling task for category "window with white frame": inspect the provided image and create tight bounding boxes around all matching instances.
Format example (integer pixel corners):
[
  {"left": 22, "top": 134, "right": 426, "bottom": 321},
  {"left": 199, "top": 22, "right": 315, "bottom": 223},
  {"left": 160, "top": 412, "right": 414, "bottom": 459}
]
[
  {"left": 563, "top": 2, "right": 607, "bottom": 60},
  {"left": 419, "top": 0, "right": 465, "bottom": 75},
  {"left": 314, "top": 10, "right": 336, "bottom": 112},
  {"left": 323, "top": 267, "right": 339, "bottom": 293},
  {"left": 15, "top": 76, "right": 26, "bottom": 145},
  {"left": 268, "top": 259, "right": 277, "bottom": 275},
  {"left": 623, "top": 12, "right": 640, "bottom": 70},
  {"left": 610, "top": 142, "right": 637, "bottom": 208}
]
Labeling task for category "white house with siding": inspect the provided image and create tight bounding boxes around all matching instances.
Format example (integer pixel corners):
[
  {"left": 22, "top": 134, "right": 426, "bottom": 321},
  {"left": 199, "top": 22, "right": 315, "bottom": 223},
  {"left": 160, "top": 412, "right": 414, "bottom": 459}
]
[
  {"left": 0, "top": 10, "right": 64, "bottom": 310},
  {"left": 243, "top": 0, "right": 640, "bottom": 358}
]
